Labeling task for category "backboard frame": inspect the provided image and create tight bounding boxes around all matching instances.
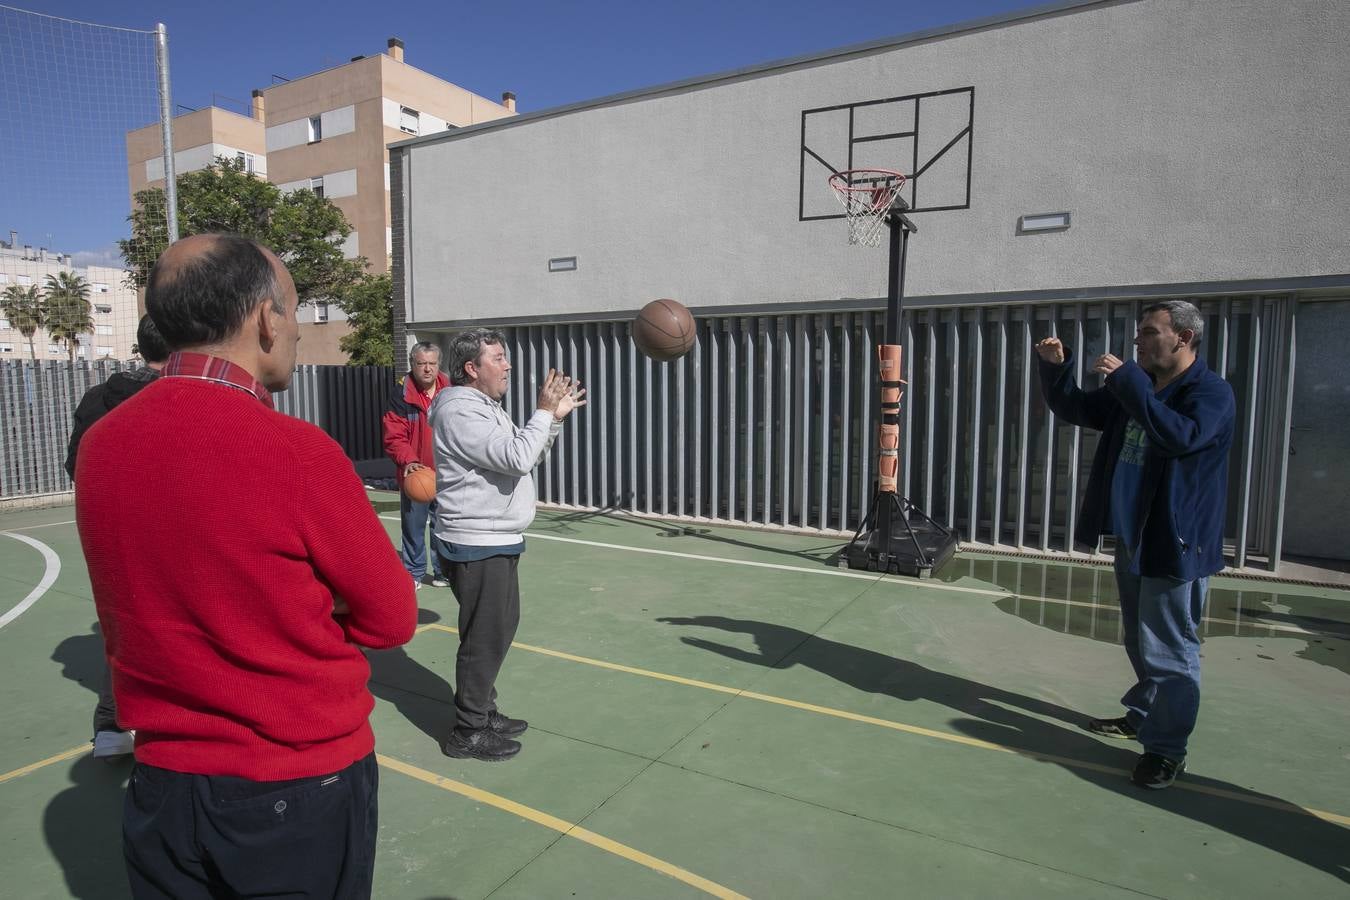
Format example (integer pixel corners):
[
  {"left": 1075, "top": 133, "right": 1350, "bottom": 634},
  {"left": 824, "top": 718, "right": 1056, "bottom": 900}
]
[{"left": 799, "top": 85, "right": 975, "bottom": 221}]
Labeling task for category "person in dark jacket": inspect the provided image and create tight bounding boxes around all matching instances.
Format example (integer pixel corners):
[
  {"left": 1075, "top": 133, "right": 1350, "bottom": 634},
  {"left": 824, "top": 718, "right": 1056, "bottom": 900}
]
[
  {"left": 382, "top": 341, "right": 450, "bottom": 588},
  {"left": 65, "top": 313, "right": 170, "bottom": 760},
  {"left": 1036, "top": 300, "right": 1235, "bottom": 790}
]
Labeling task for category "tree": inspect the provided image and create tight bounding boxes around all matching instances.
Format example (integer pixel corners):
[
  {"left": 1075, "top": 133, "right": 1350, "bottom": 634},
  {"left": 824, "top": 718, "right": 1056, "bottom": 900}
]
[
  {"left": 2, "top": 284, "right": 44, "bottom": 361},
  {"left": 118, "top": 157, "right": 366, "bottom": 305},
  {"left": 336, "top": 273, "right": 394, "bottom": 366},
  {"left": 42, "top": 272, "right": 93, "bottom": 362}
]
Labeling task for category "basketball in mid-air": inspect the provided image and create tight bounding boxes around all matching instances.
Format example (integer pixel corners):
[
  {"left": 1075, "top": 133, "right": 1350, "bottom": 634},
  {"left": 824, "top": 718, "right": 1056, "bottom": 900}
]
[
  {"left": 632, "top": 298, "right": 696, "bottom": 362},
  {"left": 403, "top": 466, "right": 436, "bottom": 503}
]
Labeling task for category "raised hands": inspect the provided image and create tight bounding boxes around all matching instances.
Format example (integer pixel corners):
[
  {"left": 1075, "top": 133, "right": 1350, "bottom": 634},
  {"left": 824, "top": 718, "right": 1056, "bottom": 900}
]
[
  {"left": 1034, "top": 336, "right": 1065, "bottom": 364},
  {"left": 536, "top": 368, "right": 589, "bottom": 421}
]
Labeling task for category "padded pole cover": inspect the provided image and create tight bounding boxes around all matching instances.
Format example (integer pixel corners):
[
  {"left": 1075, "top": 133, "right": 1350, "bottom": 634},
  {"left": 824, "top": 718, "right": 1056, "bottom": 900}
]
[{"left": 876, "top": 343, "right": 905, "bottom": 493}]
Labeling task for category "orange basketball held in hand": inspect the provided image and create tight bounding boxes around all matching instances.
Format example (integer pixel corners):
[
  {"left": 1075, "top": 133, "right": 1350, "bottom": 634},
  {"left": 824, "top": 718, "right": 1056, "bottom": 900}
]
[
  {"left": 633, "top": 298, "right": 696, "bottom": 362},
  {"left": 403, "top": 466, "right": 436, "bottom": 503}
]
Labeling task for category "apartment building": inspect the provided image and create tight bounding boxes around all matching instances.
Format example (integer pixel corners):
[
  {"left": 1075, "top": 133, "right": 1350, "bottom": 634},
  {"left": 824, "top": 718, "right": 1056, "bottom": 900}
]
[
  {"left": 0, "top": 234, "right": 139, "bottom": 362},
  {"left": 125, "top": 38, "right": 515, "bottom": 364},
  {"left": 126, "top": 104, "right": 267, "bottom": 200}
]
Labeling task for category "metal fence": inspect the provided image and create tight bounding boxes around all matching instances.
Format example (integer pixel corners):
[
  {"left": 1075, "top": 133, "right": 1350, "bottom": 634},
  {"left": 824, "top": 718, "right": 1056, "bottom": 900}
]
[
  {"left": 500, "top": 293, "right": 1312, "bottom": 573},
  {"left": 0, "top": 295, "right": 1323, "bottom": 575},
  {"left": 1, "top": 362, "right": 393, "bottom": 498}
]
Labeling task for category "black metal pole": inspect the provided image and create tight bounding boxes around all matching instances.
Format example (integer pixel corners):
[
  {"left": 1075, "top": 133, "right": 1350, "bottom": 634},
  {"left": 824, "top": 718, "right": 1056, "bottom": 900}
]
[{"left": 876, "top": 205, "right": 913, "bottom": 551}]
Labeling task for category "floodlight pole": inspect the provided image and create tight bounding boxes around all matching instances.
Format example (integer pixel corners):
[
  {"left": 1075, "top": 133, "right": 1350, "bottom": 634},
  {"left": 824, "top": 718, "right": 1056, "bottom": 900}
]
[
  {"left": 842, "top": 195, "right": 959, "bottom": 577},
  {"left": 155, "top": 23, "right": 179, "bottom": 242}
]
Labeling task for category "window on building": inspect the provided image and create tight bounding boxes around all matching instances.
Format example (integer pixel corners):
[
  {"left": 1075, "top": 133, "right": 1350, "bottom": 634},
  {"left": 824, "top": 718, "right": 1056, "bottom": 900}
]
[
  {"left": 0, "top": 318, "right": 10, "bottom": 330},
  {"left": 48, "top": 344, "right": 62, "bottom": 354},
  {"left": 310, "top": 176, "right": 324, "bottom": 199},
  {"left": 18, "top": 274, "right": 31, "bottom": 285},
  {"left": 95, "top": 325, "right": 113, "bottom": 335},
  {"left": 0, "top": 344, "right": 13, "bottom": 354},
  {"left": 399, "top": 106, "right": 420, "bottom": 135},
  {"left": 236, "top": 151, "right": 256, "bottom": 174},
  {"left": 95, "top": 304, "right": 113, "bottom": 314},
  {"left": 315, "top": 302, "right": 329, "bottom": 323},
  {"left": 308, "top": 115, "right": 322, "bottom": 142},
  {"left": 96, "top": 346, "right": 114, "bottom": 357},
  {"left": 0, "top": 272, "right": 8, "bottom": 283},
  {"left": 93, "top": 282, "right": 110, "bottom": 293},
  {"left": 76, "top": 345, "right": 87, "bottom": 357}
]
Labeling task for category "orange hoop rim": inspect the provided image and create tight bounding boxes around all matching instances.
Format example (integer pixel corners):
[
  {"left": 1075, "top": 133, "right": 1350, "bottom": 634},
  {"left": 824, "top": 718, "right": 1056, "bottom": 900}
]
[{"left": 827, "top": 168, "right": 907, "bottom": 195}]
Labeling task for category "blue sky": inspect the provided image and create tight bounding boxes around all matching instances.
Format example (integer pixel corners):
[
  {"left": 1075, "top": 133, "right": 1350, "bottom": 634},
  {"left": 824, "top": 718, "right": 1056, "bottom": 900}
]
[{"left": 1, "top": 0, "right": 1041, "bottom": 265}]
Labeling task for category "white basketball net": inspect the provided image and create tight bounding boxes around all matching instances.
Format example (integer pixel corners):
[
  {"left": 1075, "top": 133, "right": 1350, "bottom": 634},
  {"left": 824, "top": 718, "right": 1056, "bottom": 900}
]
[{"left": 829, "top": 170, "right": 906, "bottom": 247}]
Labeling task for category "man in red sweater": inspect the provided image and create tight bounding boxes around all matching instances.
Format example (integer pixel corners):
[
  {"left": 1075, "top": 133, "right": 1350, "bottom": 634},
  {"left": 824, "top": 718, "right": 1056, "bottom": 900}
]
[
  {"left": 75, "top": 234, "right": 417, "bottom": 899},
  {"left": 383, "top": 341, "right": 450, "bottom": 589}
]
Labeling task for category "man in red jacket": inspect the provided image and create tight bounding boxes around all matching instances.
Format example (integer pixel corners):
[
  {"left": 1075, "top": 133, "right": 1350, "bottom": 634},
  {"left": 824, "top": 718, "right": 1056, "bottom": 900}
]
[
  {"left": 75, "top": 234, "right": 417, "bottom": 899},
  {"left": 383, "top": 341, "right": 450, "bottom": 589}
]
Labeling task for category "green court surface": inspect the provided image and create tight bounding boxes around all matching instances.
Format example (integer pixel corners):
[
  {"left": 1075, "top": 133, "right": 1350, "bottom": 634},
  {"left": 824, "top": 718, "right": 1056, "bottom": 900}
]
[{"left": 2, "top": 495, "right": 1347, "bottom": 898}]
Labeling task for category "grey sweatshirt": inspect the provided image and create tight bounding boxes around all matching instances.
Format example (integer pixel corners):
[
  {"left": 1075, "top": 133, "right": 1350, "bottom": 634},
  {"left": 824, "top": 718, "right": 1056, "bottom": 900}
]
[{"left": 429, "top": 385, "right": 561, "bottom": 546}]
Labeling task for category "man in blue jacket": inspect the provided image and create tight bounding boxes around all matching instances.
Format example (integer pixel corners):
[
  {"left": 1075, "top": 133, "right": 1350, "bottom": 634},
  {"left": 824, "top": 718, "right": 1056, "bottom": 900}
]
[{"left": 1036, "top": 300, "right": 1235, "bottom": 789}]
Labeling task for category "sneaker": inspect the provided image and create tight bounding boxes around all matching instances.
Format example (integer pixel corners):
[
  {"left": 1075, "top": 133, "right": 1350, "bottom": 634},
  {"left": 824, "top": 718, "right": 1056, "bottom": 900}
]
[
  {"left": 414, "top": 581, "right": 424, "bottom": 591},
  {"left": 487, "top": 710, "right": 528, "bottom": 736},
  {"left": 441, "top": 727, "right": 521, "bottom": 762},
  {"left": 92, "top": 729, "right": 135, "bottom": 759},
  {"left": 1086, "top": 716, "right": 1138, "bottom": 740},
  {"left": 1132, "top": 751, "right": 1185, "bottom": 789},
  {"left": 430, "top": 575, "right": 449, "bottom": 588}
]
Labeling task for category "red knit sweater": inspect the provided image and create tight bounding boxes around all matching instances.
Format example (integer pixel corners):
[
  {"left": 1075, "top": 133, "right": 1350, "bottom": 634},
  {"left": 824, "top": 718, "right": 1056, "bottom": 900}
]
[{"left": 75, "top": 374, "right": 417, "bottom": 780}]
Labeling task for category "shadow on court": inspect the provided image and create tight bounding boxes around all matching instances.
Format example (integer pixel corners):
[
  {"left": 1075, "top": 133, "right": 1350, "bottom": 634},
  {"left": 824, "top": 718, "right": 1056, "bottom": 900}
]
[
  {"left": 366, "top": 607, "right": 455, "bottom": 744},
  {"left": 659, "top": 615, "right": 1350, "bottom": 885},
  {"left": 42, "top": 754, "right": 132, "bottom": 899},
  {"left": 51, "top": 622, "right": 107, "bottom": 708},
  {"left": 535, "top": 503, "right": 844, "bottom": 567}
]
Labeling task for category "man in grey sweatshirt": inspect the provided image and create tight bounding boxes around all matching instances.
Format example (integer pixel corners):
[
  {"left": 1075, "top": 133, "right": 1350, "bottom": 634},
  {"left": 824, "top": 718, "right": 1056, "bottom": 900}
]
[{"left": 430, "top": 328, "right": 586, "bottom": 761}]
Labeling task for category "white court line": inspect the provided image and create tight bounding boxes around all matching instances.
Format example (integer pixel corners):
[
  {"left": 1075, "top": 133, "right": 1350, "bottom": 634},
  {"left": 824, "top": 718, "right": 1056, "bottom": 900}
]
[
  {"left": 376, "top": 512, "right": 997, "bottom": 597},
  {"left": 2, "top": 519, "right": 76, "bottom": 530},
  {"left": 0, "top": 532, "right": 61, "bottom": 629},
  {"left": 377, "top": 514, "right": 1345, "bottom": 640}
]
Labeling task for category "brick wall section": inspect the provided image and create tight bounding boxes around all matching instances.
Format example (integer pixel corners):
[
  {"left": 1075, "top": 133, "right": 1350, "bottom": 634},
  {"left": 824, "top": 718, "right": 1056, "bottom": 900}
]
[{"left": 389, "top": 148, "right": 409, "bottom": 368}]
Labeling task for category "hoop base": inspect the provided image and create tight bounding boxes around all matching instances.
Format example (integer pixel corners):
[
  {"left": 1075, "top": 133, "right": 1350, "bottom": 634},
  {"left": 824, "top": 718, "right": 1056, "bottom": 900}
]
[{"left": 840, "top": 493, "right": 958, "bottom": 578}]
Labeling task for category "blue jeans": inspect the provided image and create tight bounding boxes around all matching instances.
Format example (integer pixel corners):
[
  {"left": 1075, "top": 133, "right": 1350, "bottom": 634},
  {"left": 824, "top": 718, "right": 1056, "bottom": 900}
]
[
  {"left": 1114, "top": 545, "right": 1209, "bottom": 760},
  {"left": 400, "top": 493, "right": 443, "bottom": 581}
]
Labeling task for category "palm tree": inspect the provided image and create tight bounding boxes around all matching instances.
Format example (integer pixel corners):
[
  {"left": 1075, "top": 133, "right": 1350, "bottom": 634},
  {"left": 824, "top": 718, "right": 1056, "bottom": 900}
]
[
  {"left": 42, "top": 272, "right": 93, "bottom": 363},
  {"left": 2, "top": 283, "right": 44, "bottom": 362}
]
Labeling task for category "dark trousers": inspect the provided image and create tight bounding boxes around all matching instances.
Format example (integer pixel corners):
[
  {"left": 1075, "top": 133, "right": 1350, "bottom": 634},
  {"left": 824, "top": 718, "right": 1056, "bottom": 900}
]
[
  {"left": 94, "top": 656, "right": 120, "bottom": 733},
  {"left": 123, "top": 753, "right": 378, "bottom": 899},
  {"left": 441, "top": 553, "right": 521, "bottom": 733}
]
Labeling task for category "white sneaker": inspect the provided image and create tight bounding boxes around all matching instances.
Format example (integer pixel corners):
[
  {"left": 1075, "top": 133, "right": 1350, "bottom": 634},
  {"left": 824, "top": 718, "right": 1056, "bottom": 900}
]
[
  {"left": 430, "top": 576, "right": 449, "bottom": 588},
  {"left": 415, "top": 581, "right": 424, "bottom": 591},
  {"left": 92, "top": 729, "right": 135, "bottom": 759}
]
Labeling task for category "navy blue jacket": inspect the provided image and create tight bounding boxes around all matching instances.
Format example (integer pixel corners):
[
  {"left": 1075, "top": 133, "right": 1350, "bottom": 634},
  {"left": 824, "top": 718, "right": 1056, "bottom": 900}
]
[{"left": 1038, "top": 350, "right": 1236, "bottom": 580}]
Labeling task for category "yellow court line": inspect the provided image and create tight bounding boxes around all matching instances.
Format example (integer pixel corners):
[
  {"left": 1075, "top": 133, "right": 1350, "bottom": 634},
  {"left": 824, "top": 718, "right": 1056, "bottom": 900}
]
[
  {"left": 0, "top": 743, "right": 87, "bottom": 784},
  {"left": 418, "top": 623, "right": 1350, "bottom": 828},
  {"left": 0, "top": 739, "right": 747, "bottom": 899},
  {"left": 376, "top": 753, "right": 748, "bottom": 900}
]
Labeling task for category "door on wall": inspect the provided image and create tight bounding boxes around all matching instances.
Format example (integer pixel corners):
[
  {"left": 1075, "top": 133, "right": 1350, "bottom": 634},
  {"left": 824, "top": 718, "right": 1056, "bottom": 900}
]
[{"left": 1281, "top": 299, "right": 1350, "bottom": 562}]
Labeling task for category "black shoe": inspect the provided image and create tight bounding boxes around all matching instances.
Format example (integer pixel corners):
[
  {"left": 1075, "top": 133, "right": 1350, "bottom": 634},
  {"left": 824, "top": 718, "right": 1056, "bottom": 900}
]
[
  {"left": 1132, "top": 751, "right": 1185, "bottom": 789},
  {"left": 1086, "top": 716, "right": 1138, "bottom": 740},
  {"left": 487, "top": 710, "right": 528, "bottom": 736},
  {"left": 441, "top": 727, "right": 521, "bottom": 762}
]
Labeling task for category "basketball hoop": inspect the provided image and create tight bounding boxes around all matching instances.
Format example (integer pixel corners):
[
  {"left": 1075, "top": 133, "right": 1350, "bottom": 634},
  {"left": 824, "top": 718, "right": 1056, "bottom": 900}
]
[{"left": 828, "top": 168, "right": 907, "bottom": 247}]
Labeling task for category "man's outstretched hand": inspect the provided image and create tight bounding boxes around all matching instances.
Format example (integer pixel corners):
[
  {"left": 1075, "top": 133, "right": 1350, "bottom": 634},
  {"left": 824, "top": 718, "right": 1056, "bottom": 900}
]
[
  {"left": 1035, "top": 337, "right": 1065, "bottom": 364},
  {"left": 537, "top": 368, "right": 588, "bottom": 421}
]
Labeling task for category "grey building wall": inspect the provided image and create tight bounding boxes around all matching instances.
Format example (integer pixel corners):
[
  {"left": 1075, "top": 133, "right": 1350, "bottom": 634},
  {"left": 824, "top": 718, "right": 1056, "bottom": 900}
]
[{"left": 395, "top": 0, "right": 1350, "bottom": 325}]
